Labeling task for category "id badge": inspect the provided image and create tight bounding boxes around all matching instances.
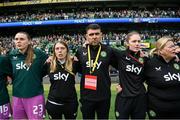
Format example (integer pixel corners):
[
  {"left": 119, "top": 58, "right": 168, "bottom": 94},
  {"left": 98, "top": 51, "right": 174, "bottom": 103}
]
[{"left": 84, "top": 75, "right": 97, "bottom": 90}]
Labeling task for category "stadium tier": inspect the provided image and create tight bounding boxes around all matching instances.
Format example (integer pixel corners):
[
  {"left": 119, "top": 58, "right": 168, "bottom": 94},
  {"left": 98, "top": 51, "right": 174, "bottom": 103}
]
[
  {"left": 1, "top": 18, "right": 180, "bottom": 27},
  {"left": 0, "top": 0, "right": 179, "bottom": 54}
]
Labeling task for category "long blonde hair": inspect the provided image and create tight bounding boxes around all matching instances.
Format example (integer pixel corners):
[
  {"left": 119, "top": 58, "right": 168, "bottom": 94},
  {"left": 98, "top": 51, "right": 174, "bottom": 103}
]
[
  {"left": 50, "top": 41, "right": 73, "bottom": 73},
  {"left": 16, "top": 32, "right": 34, "bottom": 66},
  {"left": 149, "top": 36, "right": 174, "bottom": 56}
]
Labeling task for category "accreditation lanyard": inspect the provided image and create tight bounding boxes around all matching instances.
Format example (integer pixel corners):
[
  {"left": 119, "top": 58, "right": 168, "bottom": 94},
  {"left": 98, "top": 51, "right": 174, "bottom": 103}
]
[
  {"left": 60, "top": 64, "right": 75, "bottom": 76},
  {"left": 88, "top": 45, "right": 101, "bottom": 74},
  {"left": 128, "top": 53, "right": 144, "bottom": 65}
]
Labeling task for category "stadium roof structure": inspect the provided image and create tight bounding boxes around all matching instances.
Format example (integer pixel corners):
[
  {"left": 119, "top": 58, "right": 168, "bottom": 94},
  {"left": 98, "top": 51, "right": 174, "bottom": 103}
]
[{"left": 0, "top": 0, "right": 180, "bottom": 7}]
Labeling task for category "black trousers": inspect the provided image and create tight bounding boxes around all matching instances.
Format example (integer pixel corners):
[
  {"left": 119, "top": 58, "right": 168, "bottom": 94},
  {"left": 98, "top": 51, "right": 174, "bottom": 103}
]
[
  {"left": 115, "top": 93, "right": 147, "bottom": 119},
  {"left": 80, "top": 98, "right": 110, "bottom": 119},
  {"left": 147, "top": 94, "right": 180, "bottom": 119},
  {"left": 46, "top": 100, "right": 78, "bottom": 119},
  {"left": 148, "top": 109, "right": 180, "bottom": 119}
]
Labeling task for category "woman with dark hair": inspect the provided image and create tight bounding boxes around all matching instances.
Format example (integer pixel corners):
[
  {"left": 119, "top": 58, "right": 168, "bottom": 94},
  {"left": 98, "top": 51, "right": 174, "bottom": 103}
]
[
  {"left": 8, "top": 32, "right": 48, "bottom": 119},
  {"left": 114, "top": 31, "right": 147, "bottom": 119},
  {"left": 145, "top": 36, "right": 180, "bottom": 119},
  {"left": 46, "top": 41, "right": 78, "bottom": 119}
]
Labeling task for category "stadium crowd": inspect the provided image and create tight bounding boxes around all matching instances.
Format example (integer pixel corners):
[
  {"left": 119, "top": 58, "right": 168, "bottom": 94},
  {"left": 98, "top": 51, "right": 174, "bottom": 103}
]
[
  {"left": 0, "top": 31, "right": 179, "bottom": 55},
  {"left": 0, "top": 8, "right": 180, "bottom": 22}
]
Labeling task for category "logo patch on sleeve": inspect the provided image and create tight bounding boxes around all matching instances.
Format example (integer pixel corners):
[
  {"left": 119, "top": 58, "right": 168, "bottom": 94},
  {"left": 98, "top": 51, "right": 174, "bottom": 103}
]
[
  {"left": 138, "top": 57, "right": 144, "bottom": 63},
  {"left": 174, "top": 63, "right": 180, "bottom": 70},
  {"left": 100, "top": 51, "right": 107, "bottom": 57}
]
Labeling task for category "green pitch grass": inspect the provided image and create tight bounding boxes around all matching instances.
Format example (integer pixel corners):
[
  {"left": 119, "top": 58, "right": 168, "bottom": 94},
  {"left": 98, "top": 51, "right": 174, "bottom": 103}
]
[{"left": 7, "top": 84, "right": 117, "bottom": 119}]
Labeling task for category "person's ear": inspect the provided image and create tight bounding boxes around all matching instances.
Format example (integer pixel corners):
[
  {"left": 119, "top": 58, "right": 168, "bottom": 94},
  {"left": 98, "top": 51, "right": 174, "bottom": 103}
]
[
  {"left": 159, "top": 50, "right": 162, "bottom": 55},
  {"left": 28, "top": 41, "right": 32, "bottom": 45},
  {"left": 85, "top": 33, "right": 88, "bottom": 38},
  {"left": 124, "top": 41, "right": 129, "bottom": 47}
]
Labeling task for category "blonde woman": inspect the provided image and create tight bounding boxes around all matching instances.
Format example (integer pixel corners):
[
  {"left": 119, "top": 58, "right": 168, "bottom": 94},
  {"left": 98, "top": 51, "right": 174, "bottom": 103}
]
[
  {"left": 46, "top": 41, "right": 78, "bottom": 119},
  {"left": 144, "top": 36, "right": 180, "bottom": 119}
]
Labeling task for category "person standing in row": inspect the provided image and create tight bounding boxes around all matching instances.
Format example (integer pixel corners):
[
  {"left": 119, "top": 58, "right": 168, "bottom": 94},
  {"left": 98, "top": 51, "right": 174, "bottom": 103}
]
[
  {"left": 75, "top": 24, "right": 116, "bottom": 119},
  {"left": 46, "top": 41, "right": 78, "bottom": 119},
  {"left": 144, "top": 36, "right": 180, "bottom": 119},
  {"left": 0, "top": 50, "right": 12, "bottom": 119},
  {"left": 114, "top": 31, "right": 147, "bottom": 119},
  {"left": 8, "top": 32, "right": 48, "bottom": 119}
]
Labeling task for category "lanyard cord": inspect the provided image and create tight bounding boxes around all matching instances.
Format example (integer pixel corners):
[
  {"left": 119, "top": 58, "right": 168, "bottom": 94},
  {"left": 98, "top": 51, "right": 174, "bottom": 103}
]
[
  {"left": 88, "top": 45, "right": 101, "bottom": 74},
  {"left": 60, "top": 64, "right": 75, "bottom": 76},
  {"left": 128, "top": 54, "right": 144, "bottom": 65}
]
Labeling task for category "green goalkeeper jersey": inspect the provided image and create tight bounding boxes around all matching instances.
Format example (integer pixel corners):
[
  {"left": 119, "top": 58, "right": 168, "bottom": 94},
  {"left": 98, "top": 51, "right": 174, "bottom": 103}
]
[
  {"left": 0, "top": 56, "right": 12, "bottom": 105},
  {"left": 9, "top": 48, "right": 48, "bottom": 98}
]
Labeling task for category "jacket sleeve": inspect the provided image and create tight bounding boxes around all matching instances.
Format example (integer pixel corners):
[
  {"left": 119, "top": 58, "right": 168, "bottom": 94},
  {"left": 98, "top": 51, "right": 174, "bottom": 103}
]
[
  {"left": 110, "top": 47, "right": 121, "bottom": 70},
  {"left": 74, "top": 48, "right": 82, "bottom": 74},
  {"left": 0, "top": 56, "right": 12, "bottom": 77}
]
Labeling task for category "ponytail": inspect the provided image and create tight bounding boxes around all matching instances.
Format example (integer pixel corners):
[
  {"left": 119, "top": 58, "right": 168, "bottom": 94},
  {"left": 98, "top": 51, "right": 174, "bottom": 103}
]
[{"left": 25, "top": 44, "right": 34, "bottom": 66}]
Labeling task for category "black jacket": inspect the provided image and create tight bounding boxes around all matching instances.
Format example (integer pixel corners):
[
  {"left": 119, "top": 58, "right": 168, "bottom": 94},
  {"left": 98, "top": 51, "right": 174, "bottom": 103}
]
[
  {"left": 75, "top": 44, "right": 116, "bottom": 101},
  {"left": 144, "top": 55, "right": 180, "bottom": 111},
  {"left": 47, "top": 61, "right": 78, "bottom": 103},
  {"left": 114, "top": 49, "right": 146, "bottom": 97}
]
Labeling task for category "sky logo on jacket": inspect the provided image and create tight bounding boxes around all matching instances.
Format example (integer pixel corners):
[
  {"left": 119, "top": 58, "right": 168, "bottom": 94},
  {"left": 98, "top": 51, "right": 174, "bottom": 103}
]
[
  {"left": 86, "top": 60, "right": 102, "bottom": 69},
  {"left": 164, "top": 72, "right": 180, "bottom": 81},
  {"left": 16, "top": 61, "right": 30, "bottom": 71},
  {"left": 54, "top": 72, "right": 69, "bottom": 81},
  {"left": 126, "top": 64, "right": 142, "bottom": 75}
]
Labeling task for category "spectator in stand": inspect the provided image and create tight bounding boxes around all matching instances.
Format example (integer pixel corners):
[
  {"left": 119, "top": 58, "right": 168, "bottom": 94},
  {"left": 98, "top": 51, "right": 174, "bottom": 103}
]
[{"left": 0, "top": 8, "right": 180, "bottom": 22}]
